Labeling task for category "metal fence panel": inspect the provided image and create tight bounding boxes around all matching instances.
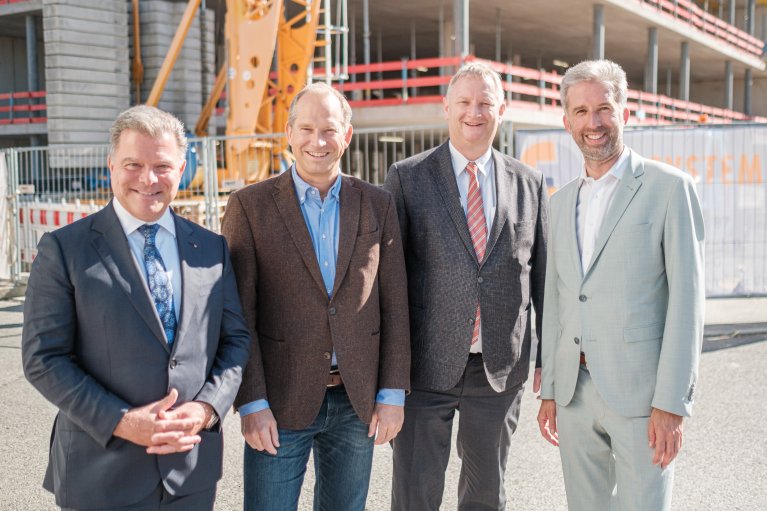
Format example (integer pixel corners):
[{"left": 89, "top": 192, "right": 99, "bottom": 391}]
[{"left": 516, "top": 123, "right": 767, "bottom": 297}]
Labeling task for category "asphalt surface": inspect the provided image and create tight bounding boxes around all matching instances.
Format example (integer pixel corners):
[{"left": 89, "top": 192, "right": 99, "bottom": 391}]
[{"left": 1, "top": 297, "right": 766, "bottom": 510}]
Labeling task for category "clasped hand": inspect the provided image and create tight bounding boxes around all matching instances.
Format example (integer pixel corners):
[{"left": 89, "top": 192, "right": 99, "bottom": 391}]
[{"left": 113, "top": 388, "right": 211, "bottom": 455}]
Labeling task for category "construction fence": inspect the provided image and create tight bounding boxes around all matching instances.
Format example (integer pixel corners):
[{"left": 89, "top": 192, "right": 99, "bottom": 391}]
[{"left": 2, "top": 122, "right": 765, "bottom": 297}]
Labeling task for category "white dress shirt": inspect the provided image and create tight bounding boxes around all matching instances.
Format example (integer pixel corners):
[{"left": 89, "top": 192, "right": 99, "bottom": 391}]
[
  {"left": 112, "top": 199, "right": 182, "bottom": 323},
  {"left": 576, "top": 147, "right": 631, "bottom": 273},
  {"left": 449, "top": 142, "right": 496, "bottom": 353}
]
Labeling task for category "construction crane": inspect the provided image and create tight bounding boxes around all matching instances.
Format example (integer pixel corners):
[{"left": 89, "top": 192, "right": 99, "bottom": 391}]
[{"left": 138, "top": 0, "right": 347, "bottom": 187}]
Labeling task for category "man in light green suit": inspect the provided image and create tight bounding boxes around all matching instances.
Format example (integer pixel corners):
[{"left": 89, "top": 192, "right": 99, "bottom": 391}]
[{"left": 537, "top": 60, "right": 705, "bottom": 511}]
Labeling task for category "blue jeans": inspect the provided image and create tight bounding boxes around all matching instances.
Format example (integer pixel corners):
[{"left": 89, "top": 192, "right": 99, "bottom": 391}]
[{"left": 243, "top": 386, "right": 375, "bottom": 511}]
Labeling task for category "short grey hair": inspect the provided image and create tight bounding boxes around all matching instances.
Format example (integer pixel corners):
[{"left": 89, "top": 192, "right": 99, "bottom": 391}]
[
  {"left": 287, "top": 82, "right": 352, "bottom": 129},
  {"left": 560, "top": 59, "right": 628, "bottom": 112},
  {"left": 109, "top": 105, "right": 187, "bottom": 159},
  {"left": 447, "top": 62, "right": 505, "bottom": 103}
]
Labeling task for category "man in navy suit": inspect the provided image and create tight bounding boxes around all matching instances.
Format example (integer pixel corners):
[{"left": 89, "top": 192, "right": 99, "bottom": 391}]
[{"left": 22, "top": 105, "right": 251, "bottom": 511}]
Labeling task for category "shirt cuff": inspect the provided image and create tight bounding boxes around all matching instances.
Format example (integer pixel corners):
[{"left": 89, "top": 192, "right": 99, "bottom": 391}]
[
  {"left": 238, "top": 399, "right": 270, "bottom": 416},
  {"left": 376, "top": 388, "right": 405, "bottom": 406}
]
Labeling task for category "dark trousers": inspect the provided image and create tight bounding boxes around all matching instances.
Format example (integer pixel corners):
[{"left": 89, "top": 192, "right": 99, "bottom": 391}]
[
  {"left": 391, "top": 354, "right": 525, "bottom": 511},
  {"left": 61, "top": 483, "right": 216, "bottom": 511}
]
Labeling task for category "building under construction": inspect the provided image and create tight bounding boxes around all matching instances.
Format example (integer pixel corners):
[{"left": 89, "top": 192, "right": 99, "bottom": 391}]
[{"left": 1, "top": 0, "right": 767, "bottom": 149}]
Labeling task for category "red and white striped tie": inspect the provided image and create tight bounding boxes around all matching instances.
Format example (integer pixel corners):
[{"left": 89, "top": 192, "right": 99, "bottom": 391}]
[{"left": 466, "top": 161, "right": 487, "bottom": 345}]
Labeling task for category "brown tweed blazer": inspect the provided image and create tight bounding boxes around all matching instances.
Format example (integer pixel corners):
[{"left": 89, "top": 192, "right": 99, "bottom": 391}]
[{"left": 222, "top": 170, "right": 410, "bottom": 429}]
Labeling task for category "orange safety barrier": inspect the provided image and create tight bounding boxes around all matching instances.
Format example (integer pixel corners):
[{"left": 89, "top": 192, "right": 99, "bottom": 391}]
[
  {"left": 306, "top": 55, "right": 765, "bottom": 126},
  {"left": 639, "top": 0, "right": 764, "bottom": 56},
  {"left": 0, "top": 90, "right": 47, "bottom": 125},
  {"left": 17, "top": 202, "right": 99, "bottom": 263}
]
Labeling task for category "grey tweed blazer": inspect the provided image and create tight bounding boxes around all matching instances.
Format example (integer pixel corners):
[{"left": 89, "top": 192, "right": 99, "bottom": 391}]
[{"left": 384, "top": 142, "right": 548, "bottom": 393}]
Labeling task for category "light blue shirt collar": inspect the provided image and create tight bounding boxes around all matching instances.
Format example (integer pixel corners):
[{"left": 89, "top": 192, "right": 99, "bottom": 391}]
[
  {"left": 448, "top": 142, "right": 494, "bottom": 179},
  {"left": 291, "top": 165, "right": 342, "bottom": 203},
  {"left": 112, "top": 198, "right": 176, "bottom": 239}
]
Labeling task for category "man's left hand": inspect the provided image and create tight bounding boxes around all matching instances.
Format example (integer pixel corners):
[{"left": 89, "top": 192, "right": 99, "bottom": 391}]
[
  {"left": 533, "top": 367, "right": 542, "bottom": 393},
  {"left": 368, "top": 403, "right": 404, "bottom": 445},
  {"left": 648, "top": 407, "right": 684, "bottom": 469}
]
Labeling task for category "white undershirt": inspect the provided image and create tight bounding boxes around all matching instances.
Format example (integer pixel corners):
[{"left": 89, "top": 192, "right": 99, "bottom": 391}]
[{"left": 576, "top": 147, "right": 630, "bottom": 273}]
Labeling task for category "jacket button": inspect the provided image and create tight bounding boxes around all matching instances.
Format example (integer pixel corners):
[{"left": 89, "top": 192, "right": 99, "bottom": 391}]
[
  {"left": 477, "top": 276, "right": 484, "bottom": 283},
  {"left": 574, "top": 337, "right": 580, "bottom": 345},
  {"left": 169, "top": 359, "right": 178, "bottom": 369},
  {"left": 329, "top": 307, "right": 336, "bottom": 315},
  {"left": 579, "top": 294, "right": 587, "bottom": 302},
  {"left": 323, "top": 352, "right": 331, "bottom": 360}
]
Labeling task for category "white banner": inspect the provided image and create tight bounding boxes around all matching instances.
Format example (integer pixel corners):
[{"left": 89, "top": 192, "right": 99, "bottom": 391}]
[
  {"left": 0, "top": 152, "right": 9, "bottom": 280},
  {"left": 516, "top": 125, "right": 767, "bottom": 297}
]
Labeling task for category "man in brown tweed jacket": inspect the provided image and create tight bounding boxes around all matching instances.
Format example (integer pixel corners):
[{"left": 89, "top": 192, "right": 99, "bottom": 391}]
[{"left": 222, "top": 82, "right": 410, "bottom": 511}]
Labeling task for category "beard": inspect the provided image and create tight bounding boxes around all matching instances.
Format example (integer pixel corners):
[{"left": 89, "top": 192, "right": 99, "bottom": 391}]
[{"left": 575, "top": 128, "right": 623, "bottom": 163}]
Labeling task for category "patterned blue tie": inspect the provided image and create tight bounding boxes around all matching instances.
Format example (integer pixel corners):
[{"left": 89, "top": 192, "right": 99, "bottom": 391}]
[{"left": 138, "top": 224, "right": 177, "bottom": 345}]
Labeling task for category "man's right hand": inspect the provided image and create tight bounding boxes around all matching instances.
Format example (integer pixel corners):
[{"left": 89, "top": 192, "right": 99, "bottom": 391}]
[
  {"left": 242, "top": 408, "right": 280, "bottom": 455},
  {"left": 537, "top": 399, "right": 559, "bottom": 447},
  {"left": 113, "top": 389, "right": 203, "bottom": 454}
]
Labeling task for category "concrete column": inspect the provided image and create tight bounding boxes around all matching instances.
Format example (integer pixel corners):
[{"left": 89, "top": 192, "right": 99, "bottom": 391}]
[
  {"left": 25, "top": 16, "right": 38, "bottom": 92},
  {"left": 746, "top": 0, "right": 755, "bottom": 35},
  {"left": 495, "top": 8, "right": 502, "bottom": 62},
  {"left": 454, "top": 0, "right": 469, "bottom": 57},
  {"left": 645, "top": 27, "right": 658, "bottom": 94},
  {"left": 679, "top": 41, "right": 690, "bottom": 101},
  {"left": 439, "top": 1, "right": 446, "bottom": 94},
  {"left": 744, "top": 68, "right": 753, "bottom": 115},
  {"left": 410, "top": 20, "right": 417, "bottom": 98},
  {"left": 363, "top": 0, "right": 371, "bottom": 99},
  {"left": 724, "top": 60, "right": 733, "bottom": 110},
  {"left": 593, "top": 4, "right": 605, "bottom": 60},
  {"left": 729, "top": 0, "right": 736, "bottom": 25},
  {"left": 25, "top": 15, "right": 42, "bottom": 147}
]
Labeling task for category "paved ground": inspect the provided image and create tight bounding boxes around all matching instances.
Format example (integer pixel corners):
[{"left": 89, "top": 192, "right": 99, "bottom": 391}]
[{"left": 1, "top": 297, "right": 766, "bottom": 510}]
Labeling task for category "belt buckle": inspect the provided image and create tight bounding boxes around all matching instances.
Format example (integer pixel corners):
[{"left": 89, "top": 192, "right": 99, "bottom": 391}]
[{"left": 327, "top": 370, "right": 343, "bottom": 387}]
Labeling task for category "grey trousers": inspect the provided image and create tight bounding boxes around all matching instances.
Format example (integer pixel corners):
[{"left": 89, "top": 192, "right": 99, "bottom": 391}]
[
  {"left": 61, "top": 483, "right": 216, "bottom": 511},
  {"left": 391, "top": 354, "right": 525, "bottom": 511},
  {"left": 557, "top": 366, "right": 674, "bottom": 511}
]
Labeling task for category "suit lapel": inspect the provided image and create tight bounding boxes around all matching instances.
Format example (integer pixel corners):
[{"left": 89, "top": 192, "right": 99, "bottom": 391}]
[
  {"left": 90, "top": 203, "right": 169, "bottom": 349},
  {"left": 174, "top": 214, "right": 200, "bottom": 349},
  {"left": 272, "top": 171, "right": 328, "bottom": 294},
  {"left": 584, "top": 150, "right": 645, "bottom": 279},
  {"left": 485, "top": 149, "right": 511, "bottom": 263},
  {"left": 429, "top": 143, "right": 477, "bottom": 262},
  {"left": 332, "top": 176, "right": 361, "bottom": 298},
  {"left": 562, "top": 182, "right": 583, "bottom": 278}
]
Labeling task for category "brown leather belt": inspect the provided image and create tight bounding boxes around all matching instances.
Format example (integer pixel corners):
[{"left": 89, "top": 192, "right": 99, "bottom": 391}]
[
  {"left": 579, "top": 352, "right": 587, "bottom": 368},
  {"left": 327, "top": 372, "right": 344, "bottom": 387}
]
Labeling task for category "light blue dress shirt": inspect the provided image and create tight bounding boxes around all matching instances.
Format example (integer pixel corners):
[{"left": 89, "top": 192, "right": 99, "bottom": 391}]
[
  {"left": 448, "top": 141, "right": 496, "bottom": 234},
  {"left": 239, "top": 166, "right": 404, "bottom": 417},
  {"left": 112, "top": 198, "right": 181, "bottom": 323}
]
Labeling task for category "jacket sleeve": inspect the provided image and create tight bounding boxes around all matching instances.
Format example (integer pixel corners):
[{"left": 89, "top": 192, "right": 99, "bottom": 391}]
[
  {"left": 193, "top": 236, "right": 252, "bottom": 420},
  {"left": 652, "top": 175, "right": 705, "bottom": 417},
  {"left": 375, "top": 191, "right": 411, "bottom": 392},
  {"left": 22, "top": 232, "right": 130, "bottom": 447},
  {"left": 531, "top": 171, "right": 549, "bottom": 368},
  {"left": 221, "top": 191, "right": 269, "bottom": 408}
]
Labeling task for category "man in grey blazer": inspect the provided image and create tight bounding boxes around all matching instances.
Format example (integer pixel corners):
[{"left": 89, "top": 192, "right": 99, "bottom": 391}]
[
  {"left": 537, "top": 60, "right": 705, "bottom": 511},
  {"left": 22, "top": 105, "right": 251, "bottom": 511},
  {"left": 384, "top": 62, "right": 548, "bottom": 510}
]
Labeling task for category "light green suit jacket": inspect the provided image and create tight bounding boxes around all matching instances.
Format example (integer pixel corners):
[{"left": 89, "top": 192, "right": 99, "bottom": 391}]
[{"left": 540, "top": 148, "right": 705, "bottom": 418}]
